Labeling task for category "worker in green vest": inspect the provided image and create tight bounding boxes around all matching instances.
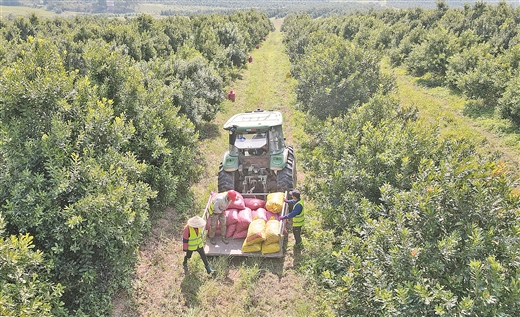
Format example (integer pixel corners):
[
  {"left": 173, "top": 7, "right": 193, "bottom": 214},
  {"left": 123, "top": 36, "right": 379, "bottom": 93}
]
[
  {"left": 280, "top": 189, "right": 304, "bottom": 249},
  {"left": 182, "top": 216, "right": 215, "bottom": 274}
]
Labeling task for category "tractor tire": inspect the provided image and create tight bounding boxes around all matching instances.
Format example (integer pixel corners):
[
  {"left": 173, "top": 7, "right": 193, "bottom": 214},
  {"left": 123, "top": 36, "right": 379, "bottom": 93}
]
[
  {"left": 218, "top": 164, "right": 235, "bottom": 192},
  {"left": 276, "top": 146, "right": 296, "bottom": 192}
]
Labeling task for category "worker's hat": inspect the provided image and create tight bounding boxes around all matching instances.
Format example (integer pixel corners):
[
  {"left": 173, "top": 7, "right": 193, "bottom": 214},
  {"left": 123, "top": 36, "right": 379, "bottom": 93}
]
[
  {"left": 289, "top": 189, "right": 300, "bottom": 199},
  {"left": 187, "top": 216, "right": 206, "bottom": 228}
]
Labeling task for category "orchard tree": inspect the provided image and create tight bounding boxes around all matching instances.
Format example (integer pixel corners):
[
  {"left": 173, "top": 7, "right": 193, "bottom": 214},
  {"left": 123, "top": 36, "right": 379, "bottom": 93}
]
[
  {"left": 292, "top": 34, "right": 393, "bottom": 119},
  {"left": 301, "top": 92, "right": 520, "bottom": 316}
]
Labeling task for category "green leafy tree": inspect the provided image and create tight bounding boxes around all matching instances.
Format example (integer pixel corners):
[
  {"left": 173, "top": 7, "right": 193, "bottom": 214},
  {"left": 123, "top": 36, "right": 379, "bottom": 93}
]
[
  {"left": 301, "top": 93, "right": 520, "bottom": 316},
  {"left": 498, "top": 70, "right": 520, "bottom": 125},
  {"left": 0, "top": 213, "right": 66, "bottom": 317},
  {"left": 291, "top": 33, "right": 393, "bottom": 119},
  {"left": 405, "top": 26, "right": 459, "bottom": 79}
]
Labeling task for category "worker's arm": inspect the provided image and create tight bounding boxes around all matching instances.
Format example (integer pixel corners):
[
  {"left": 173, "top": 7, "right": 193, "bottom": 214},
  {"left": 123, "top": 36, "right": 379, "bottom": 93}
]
[
  {"left": 280, "top": 202, "right": 302, "bottom": 220},
  {"left": 182, "top": 226, "right": 190, "bottom": 251}
]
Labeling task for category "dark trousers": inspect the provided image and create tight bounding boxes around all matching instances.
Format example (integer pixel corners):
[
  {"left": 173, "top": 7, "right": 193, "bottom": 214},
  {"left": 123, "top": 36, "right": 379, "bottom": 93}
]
[
  {"left": 293, "top": 226, "right": 302, "bottom": 247},
  {"left": 183, "top": 247, "right": 210, "bottom": 268}
]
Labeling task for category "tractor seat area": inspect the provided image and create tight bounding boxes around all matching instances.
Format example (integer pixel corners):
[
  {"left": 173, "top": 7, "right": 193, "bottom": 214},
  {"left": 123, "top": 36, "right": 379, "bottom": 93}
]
[{"left": 239, "top": 153, "right": 270, "bottom": 169}]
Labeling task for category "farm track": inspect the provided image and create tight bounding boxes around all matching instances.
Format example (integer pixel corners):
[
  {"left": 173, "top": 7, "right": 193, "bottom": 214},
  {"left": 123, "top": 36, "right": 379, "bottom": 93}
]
[
  {"left": 112, "top": 19, "right": 520, "bottom": 316},
  {"left": 111, "top": 19, "right": 325, "bottom": 317}
]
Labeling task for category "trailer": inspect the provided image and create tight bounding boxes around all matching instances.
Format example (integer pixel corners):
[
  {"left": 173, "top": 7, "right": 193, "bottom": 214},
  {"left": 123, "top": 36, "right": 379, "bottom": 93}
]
[{"left": 202, "top": 192, "right": 288, "bottom": 258}]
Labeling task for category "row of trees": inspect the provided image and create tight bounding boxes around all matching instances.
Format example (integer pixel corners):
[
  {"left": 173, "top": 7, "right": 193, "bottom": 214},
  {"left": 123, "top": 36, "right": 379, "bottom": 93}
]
[
  {"left": 311, "top": 1, "right": 520, "bottom": 125},
  {"left": 0, "top": 11, "right": 272, "bottom": 316},
  {"left": 282, "top": 3, "right": 520, "bottom": 316}
]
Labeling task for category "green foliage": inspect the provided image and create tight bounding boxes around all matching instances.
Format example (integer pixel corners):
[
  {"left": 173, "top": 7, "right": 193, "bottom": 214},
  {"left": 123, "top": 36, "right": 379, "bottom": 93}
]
[
  {"left": 326, "top": 2, "right": 520, "bottom": 126},
  {"left": 498, "top": 71, "right": 520, "bottom": 125},
  {"left": 300, "top": 92, "right": 520, "bottom": 316},
  {"left": 405, "top": 26, "right": 459, "bottom": 79},
  {"left": 0, "top": 214, "right": 66, "bottom": 316},
  {"left": 283, "top": 16, "right": 394, "bottom": 119},
  {"left": 0, "top": 11, "right": 272, "bottom": 316},
  {"left": 450, "top": 52, "right": 509, "bottom": 107},
  {"left": 146, "top": 51, "right": 225, "bottom": 126}
]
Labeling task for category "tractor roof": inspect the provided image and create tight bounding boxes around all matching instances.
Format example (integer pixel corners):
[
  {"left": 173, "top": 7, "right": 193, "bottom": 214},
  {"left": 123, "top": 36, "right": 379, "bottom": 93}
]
[{"left": 223, "top": 109, "right": 283, "bottom": 131}]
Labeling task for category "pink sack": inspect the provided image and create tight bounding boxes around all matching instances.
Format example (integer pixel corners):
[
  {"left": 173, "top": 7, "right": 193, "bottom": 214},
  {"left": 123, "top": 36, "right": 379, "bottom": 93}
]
[
  {"left": 233, "top": 228, "right": 248, "bottom": 239},
  {"left": 236, "top": 207, "right": 253, "bottom": 232},
  {"left": 252, "top": 208, "right": 268, "bottom": 221},
  {"left": 226, "top": 224, "right": 237, "bottom": 238},
  {"left": 228, "top": 192, "right": 246, "bottom": 210},
  {"left": 225, "top": 209, "right": 239, "bottom": 225},
  {"left": 244, "top": 198, "right": 266, "bottom": 210}
]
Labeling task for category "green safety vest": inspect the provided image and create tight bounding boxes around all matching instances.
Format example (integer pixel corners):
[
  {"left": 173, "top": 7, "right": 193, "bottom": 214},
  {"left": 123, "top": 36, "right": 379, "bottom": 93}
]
[
  {"left": 187, "top": 226, "right": 204, "bottom": 251},
  {"left": 293, "top": 199, "right": 304, "bottom": 227}
]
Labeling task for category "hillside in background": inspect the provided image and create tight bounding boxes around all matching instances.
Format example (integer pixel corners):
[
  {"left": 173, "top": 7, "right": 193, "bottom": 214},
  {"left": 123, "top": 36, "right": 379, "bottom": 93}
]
[{"left": 4, "top": 0, "right": 519, "bottom": 17}]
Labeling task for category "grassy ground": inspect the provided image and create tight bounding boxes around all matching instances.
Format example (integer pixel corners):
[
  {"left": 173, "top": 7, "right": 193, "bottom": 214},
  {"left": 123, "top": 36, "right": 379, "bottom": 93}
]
[
  {"left": 111, "top": 19, "right": 330, "bottom": 317},
  {"left": 386, "top": 62, "right": 520, "bottom": 175},
  {"left": 0, "top": 5, "right": 67, "bottom": 17}
]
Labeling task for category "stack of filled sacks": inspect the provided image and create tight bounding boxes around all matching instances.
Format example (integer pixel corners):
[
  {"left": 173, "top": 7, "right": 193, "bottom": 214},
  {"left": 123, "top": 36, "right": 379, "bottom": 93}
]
[
  {"left": 260, "top": 192, "right": 285, "bottom": 254},
  {"left": 205, "top": 191, "right": 245, "bottom": 238},
  {"left": 240, "top": 217, "right": 282, "bottom": 254},
  {"left": 231, "top": 195, "right": 281, "bottom": 239},
  {"left": 242, "top": 217, "right": 266, "bottom": 253},
  {"left": 206, "top": 192, "right": 286, "bottom": 251},
  {"left": 241, "top": 192, "right": 285, "bottom": 253},
  {"left": 262, "top": 217, "right": 281, "bottom": 254}
]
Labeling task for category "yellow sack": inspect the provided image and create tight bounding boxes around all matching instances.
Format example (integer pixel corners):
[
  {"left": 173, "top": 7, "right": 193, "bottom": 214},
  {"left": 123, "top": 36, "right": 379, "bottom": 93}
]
[
  {"left": 266, "top": 192, "right": 284, "bottom": 213},
  {"left": 245, "top": 218, "right": 266, "bottom": 246},
  {"left": 261, "top": 240, "right": 281, "bottom": 254},
  {"left": 264, "top": 218, "right": 280, "bottom": 245},
  {"left": 242, "top": 239, "right": 262, "bottom": 253}
]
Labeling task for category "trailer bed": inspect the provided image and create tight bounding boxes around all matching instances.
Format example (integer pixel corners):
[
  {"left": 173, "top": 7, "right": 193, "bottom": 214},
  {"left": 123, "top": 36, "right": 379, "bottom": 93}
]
[
  {"left": 204, "top": 236, "right": 284, "bottom": 258},
  {"left": 202, "top": 192, "right": 287, "bottom": 258}
]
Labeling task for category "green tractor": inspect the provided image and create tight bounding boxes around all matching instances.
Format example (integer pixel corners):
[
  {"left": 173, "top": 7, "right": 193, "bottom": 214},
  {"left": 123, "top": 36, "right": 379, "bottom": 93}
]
[{"left": 218, "top": 109, "right": 296, "bottom": 194}]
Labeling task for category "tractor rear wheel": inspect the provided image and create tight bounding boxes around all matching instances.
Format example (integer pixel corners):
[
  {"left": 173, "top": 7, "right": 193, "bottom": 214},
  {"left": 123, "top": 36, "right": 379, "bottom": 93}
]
[
  {"left": 276, "top": 146, "right": 296, "bottom": 192},
  {"left": 218, "top": 164, "right": 235, "bottom": 192}
]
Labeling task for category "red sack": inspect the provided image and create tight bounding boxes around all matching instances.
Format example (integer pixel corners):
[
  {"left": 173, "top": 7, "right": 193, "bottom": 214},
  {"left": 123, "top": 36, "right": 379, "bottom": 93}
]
[
  {"left": 225, "top": 209, "right": 239, "bottom": 225},
  {"left": 233, "top": 228, "right": 248, "bottom": 239},
  {"left": 244, "top": 198, "right": 265, "bottom": 210},
  {"left": 236, "top": 207, "right": 252, "bottom": 232},
  {"left": 252, "top": 208, "right": 268, "bottom": 221},
  {"left": 226, "top": 224, "right": 237, "bottom": 238},
  {"left": 228, "top": 192, "right": 246, "bottom": 210}
]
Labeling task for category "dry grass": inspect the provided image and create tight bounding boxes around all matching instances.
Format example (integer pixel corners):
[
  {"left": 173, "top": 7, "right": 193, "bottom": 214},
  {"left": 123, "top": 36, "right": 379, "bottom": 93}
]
[{"left": 111, "top": 19, "right": 330, "bottom": 317}]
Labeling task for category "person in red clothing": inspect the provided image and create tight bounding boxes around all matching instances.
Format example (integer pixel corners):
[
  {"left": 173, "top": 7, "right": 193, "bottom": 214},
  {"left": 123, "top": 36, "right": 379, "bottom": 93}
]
[{"left": 182, "top": 216, "right": 215, "bottom": 274}]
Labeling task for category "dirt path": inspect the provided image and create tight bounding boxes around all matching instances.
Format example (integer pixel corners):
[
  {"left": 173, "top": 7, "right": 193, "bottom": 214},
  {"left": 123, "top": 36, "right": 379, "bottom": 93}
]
[{"left": 112, "top": 19, "right": 325, "bottom": 317}]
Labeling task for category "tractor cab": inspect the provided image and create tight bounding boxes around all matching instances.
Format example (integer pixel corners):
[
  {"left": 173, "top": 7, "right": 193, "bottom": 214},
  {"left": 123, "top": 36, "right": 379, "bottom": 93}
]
[{"left": 219, "top": 109, "right": 296, "bottom": 194}]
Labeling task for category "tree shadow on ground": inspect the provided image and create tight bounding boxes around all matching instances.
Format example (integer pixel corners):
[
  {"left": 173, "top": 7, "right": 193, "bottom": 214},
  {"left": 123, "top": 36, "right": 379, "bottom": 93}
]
[
  {"left": 198, "top": 121, "right": 221, "bottom": 140},
  {"left": 416, "top": 76, "right": 444, "bottom": 88},
  {"left": 462, "top": 99, "right": 495, "bottom": 119}
]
